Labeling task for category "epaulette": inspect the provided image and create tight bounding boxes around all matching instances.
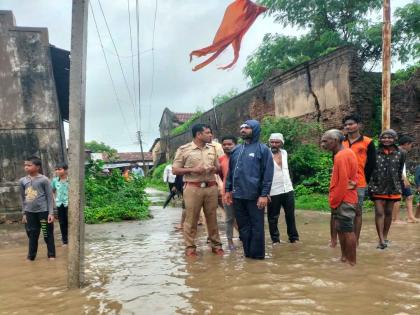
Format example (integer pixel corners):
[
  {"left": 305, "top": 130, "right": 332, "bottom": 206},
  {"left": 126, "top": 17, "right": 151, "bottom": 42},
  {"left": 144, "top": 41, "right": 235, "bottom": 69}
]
[{"left": 178, "top": 143, "right": 191, "bottom": 150}]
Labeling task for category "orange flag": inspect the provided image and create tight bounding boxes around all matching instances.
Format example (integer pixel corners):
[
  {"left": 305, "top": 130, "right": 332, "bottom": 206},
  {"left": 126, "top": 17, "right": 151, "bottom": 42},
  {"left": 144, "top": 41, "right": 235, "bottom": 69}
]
[{"left": 190, "top": 0, "right": 267, "bottom": 71}]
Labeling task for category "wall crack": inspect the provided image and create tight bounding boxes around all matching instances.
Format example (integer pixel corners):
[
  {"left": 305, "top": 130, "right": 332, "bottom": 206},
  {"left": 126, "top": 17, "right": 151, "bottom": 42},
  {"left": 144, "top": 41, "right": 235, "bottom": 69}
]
[{"left": 305, "top": 64, "right": 321, "bottom": 122}]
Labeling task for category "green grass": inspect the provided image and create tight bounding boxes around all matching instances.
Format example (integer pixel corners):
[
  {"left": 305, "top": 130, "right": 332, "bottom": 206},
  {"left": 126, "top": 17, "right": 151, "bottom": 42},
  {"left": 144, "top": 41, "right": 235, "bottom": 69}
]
[
  {"left": 145, "top": 178, "right": 168, "bottom": 192},
  {"left": 295, "top": 194, "right": 330, "bottom": 211},
  {"left": 296, "top": 193, "right": 375, "bottom": 212}
]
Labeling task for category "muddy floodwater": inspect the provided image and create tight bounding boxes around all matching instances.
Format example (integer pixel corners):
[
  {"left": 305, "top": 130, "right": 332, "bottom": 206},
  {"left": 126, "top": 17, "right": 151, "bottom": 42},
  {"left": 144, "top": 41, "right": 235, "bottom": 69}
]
[{"left": 1, "top": 188, "right": 420, "bottom": 314}]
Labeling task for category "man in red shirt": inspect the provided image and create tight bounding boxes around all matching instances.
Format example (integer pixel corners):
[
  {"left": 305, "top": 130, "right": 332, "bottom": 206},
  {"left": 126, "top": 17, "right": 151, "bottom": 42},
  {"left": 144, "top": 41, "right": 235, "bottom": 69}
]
[
  {"left": 342, "top": 114, "right": 376, "bottom": 245},
  {"left": 218, "top": 135, "right": 237, "bottom": 251},
  {"left": 321, "top": 129, "right": 358, "bottom": 266}
]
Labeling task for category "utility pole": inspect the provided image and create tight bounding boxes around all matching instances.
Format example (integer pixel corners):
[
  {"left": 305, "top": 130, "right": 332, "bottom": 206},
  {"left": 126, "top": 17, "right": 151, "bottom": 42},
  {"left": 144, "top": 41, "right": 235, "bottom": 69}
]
[
  {"left": 382, "top": 0, "right": 391, "bottom": 131},
  {"left": 68, "top": 0, "right": 89, "bottom": 288},
  {"left": 136, "top": 130, "right": 148, "bottom": 175}
]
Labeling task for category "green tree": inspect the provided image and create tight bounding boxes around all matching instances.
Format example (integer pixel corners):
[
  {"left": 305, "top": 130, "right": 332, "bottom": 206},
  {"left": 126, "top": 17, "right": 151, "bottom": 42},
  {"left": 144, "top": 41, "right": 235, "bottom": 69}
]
[
  {"left": 212, "top": 88, "right": 239, "bottom": 106},
  {"left": 85, "top": 140, "right": 117, "bottom": 154},
  {"left": 85, "top": 140, "right": 118, "bottom": 161},
  {"left": 244, "top": 0, "right": 420, "bottom": 85},
  {"left": 393, "top": 1, "right": 420, "bottom": 63}
]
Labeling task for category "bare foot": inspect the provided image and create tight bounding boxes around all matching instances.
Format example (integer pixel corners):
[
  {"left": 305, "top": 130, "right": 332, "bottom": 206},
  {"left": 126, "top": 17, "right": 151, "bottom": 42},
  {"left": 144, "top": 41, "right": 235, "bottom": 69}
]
[
  {"left": 340, "top": 256, "right": 347, "bottom": 263},
  {"left": 48, "top": 257, "right": 56, "bottom": 261},
  {"left": 393, "top": 220, "right": 407, "bottom": 225},
  {"left": 175, "top": 224, "right": 183, "bottom": 230},
  {"left": 407, "top": 218, "right": 418, "bottom": 223},
  {"left": 228, "top": 240, "right": 235, "bottom": 251},
  {"left": 329, "top": 239, "right": 337, "bottom": 248}
]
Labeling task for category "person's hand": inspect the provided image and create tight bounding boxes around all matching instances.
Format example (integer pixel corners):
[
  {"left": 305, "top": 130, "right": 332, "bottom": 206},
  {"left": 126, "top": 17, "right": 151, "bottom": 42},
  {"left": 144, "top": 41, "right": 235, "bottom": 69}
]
[
  {"left": 48, "top": 214, "right": 54, "bottom": 223},
  {"left": 205, "top": 166, "right": 216, "bottom": 174},
  {"left": 347, "top": 180, "right": 357, "bottom": 190},
  {"left": 191, "top": 165, "right": 206, "bottom": 174},
  {"left": 225, "top": 192, "right": 233, "bottom": 205},
  {"left": 404, "top": 179, "right": 410, "bottom": 188},
  {"left": 257, "top": 196, "right": 268, "bottom": 209},
  {"left": 171, "top": 186, "right": 177, "bottom": 192},
  {"left": 22, "top": 214, "right": 27, "bottom": 224}
]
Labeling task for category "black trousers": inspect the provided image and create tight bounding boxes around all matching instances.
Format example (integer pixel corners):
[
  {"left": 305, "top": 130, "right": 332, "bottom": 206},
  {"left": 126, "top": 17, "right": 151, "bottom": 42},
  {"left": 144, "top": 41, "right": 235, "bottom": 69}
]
[
  {"left": 57, "top": 205, "right": 68, "bottom": 244},
  {"left": 233, "top": 198, "right": 265, "bottom": 259},
  {"left": 25, "top": 211, "right": 56, "bottom": 259},
  {"left": 267, "top": 191, "right": 299, "bottom": 243}
]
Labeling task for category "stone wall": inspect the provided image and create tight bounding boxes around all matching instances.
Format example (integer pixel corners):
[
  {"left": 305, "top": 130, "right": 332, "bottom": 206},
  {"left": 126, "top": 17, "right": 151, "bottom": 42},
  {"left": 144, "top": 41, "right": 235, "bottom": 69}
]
[
  {"left": 0, "top": 11, "right": 66, "bottom": 222},
  {"left": 391, "top": 69, "right": 420, "bottom": 167},
  {"left": 159, "top": 47, "right": 418, "bottom": 165}
]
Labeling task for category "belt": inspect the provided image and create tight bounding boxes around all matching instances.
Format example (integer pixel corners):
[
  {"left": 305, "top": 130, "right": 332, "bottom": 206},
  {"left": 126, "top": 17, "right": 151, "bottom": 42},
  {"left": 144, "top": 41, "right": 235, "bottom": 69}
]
[{"left": 186, "top": 181, "right": 217, "bottom": 188}]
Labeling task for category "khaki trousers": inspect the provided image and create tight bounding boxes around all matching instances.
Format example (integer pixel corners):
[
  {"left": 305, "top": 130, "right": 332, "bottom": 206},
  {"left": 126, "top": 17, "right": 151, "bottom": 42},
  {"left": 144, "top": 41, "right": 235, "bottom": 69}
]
[{"left": 183, "top": 185, "right": 222, "bottom": 249}]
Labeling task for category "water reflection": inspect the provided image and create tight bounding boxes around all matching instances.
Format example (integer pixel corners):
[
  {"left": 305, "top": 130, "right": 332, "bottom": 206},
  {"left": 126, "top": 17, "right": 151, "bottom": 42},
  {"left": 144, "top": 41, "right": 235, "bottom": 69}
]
[{"left": 1, "top": 189, "right": 419, "bottom": 314}]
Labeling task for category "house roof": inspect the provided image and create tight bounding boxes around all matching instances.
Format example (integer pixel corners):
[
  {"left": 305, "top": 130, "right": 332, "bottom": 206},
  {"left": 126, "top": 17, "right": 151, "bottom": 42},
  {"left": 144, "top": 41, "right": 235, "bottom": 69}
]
[
  {"left": 174, "top": 112, "right": 194, "bottom": 123},
  {"left": 116, "top": 152, "right": 153, "bottom": 162},
  {"left": 149, "top": 138, "right": 160, "bottom": 152}
]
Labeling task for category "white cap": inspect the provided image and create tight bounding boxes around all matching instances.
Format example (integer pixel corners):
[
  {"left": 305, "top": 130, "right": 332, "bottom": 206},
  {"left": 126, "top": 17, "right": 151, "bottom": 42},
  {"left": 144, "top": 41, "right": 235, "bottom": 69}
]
[{"left": 269, "top": 133, "right": 284, "bottom": 144}]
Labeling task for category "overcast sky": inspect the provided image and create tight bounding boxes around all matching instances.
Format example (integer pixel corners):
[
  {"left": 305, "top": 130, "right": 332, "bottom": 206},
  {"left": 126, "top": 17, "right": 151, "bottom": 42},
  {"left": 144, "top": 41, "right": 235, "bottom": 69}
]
[{"left": 1, "top": 0, "right": 413, "bottom": 152}]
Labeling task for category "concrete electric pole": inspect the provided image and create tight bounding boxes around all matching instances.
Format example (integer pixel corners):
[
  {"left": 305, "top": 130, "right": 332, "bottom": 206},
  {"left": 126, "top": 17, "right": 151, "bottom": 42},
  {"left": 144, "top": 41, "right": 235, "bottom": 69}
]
[{"left": 68, "top": 0, "right": 89, "bottom": 288}]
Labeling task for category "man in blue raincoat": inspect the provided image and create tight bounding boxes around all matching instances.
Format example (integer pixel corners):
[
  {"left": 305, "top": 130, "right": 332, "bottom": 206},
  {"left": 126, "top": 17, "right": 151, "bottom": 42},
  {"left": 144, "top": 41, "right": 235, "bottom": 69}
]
[{"left": 225, "top": 120, "right": 274, "bottom": 259}]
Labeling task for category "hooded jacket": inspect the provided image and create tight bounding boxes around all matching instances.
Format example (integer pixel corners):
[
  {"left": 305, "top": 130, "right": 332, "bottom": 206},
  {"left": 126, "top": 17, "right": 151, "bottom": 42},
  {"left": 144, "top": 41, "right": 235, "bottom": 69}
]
[{"left": 225, "top": 120, "right": 274, "bottom": 200}]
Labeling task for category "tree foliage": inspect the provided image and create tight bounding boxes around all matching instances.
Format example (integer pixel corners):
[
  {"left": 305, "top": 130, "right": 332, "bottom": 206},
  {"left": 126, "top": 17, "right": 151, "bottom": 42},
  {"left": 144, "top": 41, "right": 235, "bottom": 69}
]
[
  {"left": 245, "top": 0, "right": 420, "bottom": 85},
  {"left": 212, "top": 88, "right": 239, "bottom": 106},
  {"left": 85, "top": 140, "right": 117, "bottom": 154}
]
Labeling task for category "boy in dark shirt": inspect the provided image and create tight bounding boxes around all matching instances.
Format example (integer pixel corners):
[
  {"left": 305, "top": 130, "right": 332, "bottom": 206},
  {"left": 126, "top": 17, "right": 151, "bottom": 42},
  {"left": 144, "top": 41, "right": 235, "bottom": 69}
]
[{"left": 20, "top": 156, "right": 56, "bottom": 260}]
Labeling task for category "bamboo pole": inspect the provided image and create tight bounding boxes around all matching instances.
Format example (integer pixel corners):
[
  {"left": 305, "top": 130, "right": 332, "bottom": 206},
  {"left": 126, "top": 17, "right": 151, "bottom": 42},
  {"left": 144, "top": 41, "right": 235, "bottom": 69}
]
[
  {"left": 68, "top": 0, "right": 89, "bottom": 288},
  {"left": 382, "top": 0, "right": 391, "bottom": 131}
]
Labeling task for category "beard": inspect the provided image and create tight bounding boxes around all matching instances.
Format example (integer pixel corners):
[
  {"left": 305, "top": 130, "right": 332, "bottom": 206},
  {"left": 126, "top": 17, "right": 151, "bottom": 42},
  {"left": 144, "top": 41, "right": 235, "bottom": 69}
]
[
  {"left": 240, "top": 133, "right": 252, "bottom": 140},
  {"left": 271, "top": 147, "right": 279, "bottom": 153}
]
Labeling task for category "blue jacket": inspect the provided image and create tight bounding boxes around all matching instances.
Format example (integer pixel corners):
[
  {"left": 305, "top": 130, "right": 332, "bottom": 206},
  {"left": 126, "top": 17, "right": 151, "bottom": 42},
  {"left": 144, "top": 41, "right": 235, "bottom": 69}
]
[{"left": 225, "top": 120, "right": 274, "bottom": 200}]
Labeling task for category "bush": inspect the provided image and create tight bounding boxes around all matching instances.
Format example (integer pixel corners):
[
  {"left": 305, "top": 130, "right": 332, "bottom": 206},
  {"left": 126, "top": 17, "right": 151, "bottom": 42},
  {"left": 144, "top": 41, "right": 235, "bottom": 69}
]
[
  {"left": 84, "top": 161, "right": 150, "bottom": 224},
  {"left": 151, "top": 162, "right": 170, "bottom": 181},
  {"left": 170, "top": 111, "right": 203, "bottom": 136},
  {"left": 260, "top": 116, "right": 321, "bottom": 151},
  {"left": 260, "top": 117, "right": 331, "bottom": 194}
]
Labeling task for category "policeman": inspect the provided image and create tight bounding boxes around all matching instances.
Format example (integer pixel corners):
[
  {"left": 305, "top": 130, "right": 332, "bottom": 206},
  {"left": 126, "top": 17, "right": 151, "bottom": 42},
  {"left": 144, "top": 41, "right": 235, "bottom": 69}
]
[{"left": 173, "top": 123, "right": 224, "bottom": 257}]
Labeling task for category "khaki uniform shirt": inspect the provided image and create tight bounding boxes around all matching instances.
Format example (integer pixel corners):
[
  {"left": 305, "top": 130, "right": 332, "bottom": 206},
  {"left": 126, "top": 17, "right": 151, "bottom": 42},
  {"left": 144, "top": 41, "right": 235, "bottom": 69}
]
[{"left": 173, "top": 141, "right": 218, "bottom": 182}]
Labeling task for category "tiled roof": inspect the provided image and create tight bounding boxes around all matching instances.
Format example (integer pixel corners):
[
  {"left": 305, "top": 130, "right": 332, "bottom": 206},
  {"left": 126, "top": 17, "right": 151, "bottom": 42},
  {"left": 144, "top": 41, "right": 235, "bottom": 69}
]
[
  {"left": 174, "top": 112, "right": 194, "bottom": 123},
  {"left": 117, "top": 152, "right": 153, "bottom": 162}
]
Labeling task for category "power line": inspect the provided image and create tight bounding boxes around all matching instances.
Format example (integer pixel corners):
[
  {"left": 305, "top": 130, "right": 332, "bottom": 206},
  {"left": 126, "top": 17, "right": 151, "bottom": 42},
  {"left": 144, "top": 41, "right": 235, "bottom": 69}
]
[
  {"left": 135, "top": 0, "right": 142, "bottom": 129},
  {"left": 89, "top": 2, "right": 135, "bottom": 143},
  {"left": 147, "top": 0, "right": 158, "bottom": 131},
  {"left": 127, "top": 0, "right": 137, "bottom": 113},
  {"left": 135, "top": 0, "right": 147, "bottom": 175},
  {"left": 97, "top": 0, "right": 139, "bottom": 131}
]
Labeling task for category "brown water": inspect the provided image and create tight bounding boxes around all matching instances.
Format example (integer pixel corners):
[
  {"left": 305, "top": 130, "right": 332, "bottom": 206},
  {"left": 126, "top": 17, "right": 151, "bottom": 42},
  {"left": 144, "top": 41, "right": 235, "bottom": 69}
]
[{"left": 1, "top": 188, "right": 420, "bottom": 315}]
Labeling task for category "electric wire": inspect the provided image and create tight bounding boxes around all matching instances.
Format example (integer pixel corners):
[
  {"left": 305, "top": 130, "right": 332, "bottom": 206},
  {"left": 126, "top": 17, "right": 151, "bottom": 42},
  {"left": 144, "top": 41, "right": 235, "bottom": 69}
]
[
  {"left": 135, "top": 0, "right": 142, "bottom": 131},
  {"left": 135, "top": 0, "right": 147, "bottom": 173},
  {"left": 127, "top": 0, "right": 137, "bottom": 113},
  {"left": 97, "top": 0, "right": 139, "bottom": 131},
  {"left": 147, "top": 0, "right": 158, "bottom": 130},
  {"left": 89, "top": 2, "right": 135, "bottom": 143}
]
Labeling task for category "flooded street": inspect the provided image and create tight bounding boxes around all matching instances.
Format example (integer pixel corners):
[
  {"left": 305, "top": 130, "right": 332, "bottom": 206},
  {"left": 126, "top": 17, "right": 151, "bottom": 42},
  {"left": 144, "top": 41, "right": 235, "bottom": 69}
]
[{"left": 1, "top": 188, "right": 420, "bottom": 314}]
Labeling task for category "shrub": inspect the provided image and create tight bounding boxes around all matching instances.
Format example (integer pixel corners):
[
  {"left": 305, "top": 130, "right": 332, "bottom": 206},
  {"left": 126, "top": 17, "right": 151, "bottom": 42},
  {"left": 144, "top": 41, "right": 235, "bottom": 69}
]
[
  {"left": 151, "top": 162, "right": 170, "bottom": 181},
  {"left": 260, "top": 117, "right": 331, "bottom": 194},
  {"left": 170, "top": 111, "right": 203, "bottom": 136},
  {"left": 84, "top": 161, "right": 150, "bottom": 224}
]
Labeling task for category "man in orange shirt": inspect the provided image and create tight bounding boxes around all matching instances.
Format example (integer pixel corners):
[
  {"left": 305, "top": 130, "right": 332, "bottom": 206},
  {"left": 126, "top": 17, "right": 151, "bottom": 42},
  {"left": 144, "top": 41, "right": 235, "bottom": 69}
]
[
  {"left": 342, "top": 114, "right": 376, "bottom": 245},
  {"left": 321, "top": 129, "right": 358, "bottom": 266}
]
